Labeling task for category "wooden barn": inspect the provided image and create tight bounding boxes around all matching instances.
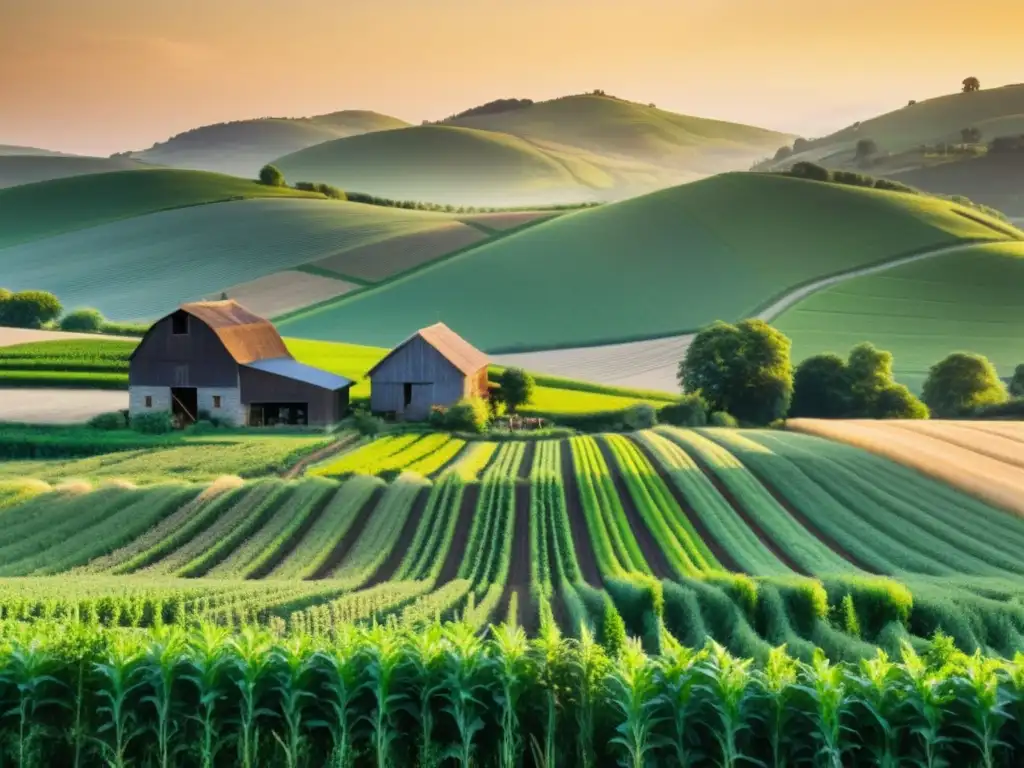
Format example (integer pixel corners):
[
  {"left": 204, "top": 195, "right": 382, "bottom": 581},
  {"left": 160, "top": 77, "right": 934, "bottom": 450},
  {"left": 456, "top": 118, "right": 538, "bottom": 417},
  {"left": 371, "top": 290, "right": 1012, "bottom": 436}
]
[
  {"left": 368, "top": 323, "right": 489, "bottom": 420},
  {"left": 128, "top": 300, "right": 352, "bottom": 427}
]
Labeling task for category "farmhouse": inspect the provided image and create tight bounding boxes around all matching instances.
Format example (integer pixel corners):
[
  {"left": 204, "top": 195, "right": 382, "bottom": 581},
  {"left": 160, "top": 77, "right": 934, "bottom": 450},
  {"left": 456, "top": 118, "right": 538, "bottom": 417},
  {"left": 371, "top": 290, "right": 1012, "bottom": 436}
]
[
  {"left": 368, "top": 322, "right": 488, "bottom": 420},
  {"left": 129, "top": 300, "right": 351, "bottom": 427}
]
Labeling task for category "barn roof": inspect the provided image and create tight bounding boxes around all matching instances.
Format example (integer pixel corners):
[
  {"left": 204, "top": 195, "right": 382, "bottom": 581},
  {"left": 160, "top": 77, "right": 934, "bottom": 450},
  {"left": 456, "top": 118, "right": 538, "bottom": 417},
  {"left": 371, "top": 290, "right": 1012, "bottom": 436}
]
[
  {"left": 367, "top": 322, "right": 489, "bottom": 377},
  {"left": 179, "top": 300, "right": 291, "bottom": 364},
  {"left": 244, "top": 357, "right": 352, "bottom": 391}
]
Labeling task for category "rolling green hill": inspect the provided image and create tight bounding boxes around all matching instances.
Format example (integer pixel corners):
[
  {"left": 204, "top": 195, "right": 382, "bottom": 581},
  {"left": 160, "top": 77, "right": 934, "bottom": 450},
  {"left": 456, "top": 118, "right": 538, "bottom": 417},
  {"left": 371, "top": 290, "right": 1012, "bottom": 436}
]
[
  {"left": 890, "top": 154, "right": 1024, "bottom": 218},
  {"left": 133, "top": 110, "right": 409, "bottom": 177},
  {"left": 775, "top": 240, "right": 1024, "bottom": 391},
  {"left": 274, "top": 125, "right": 600, "bottom": 206},
  {"left": 0, "top": 145, "right": 72, "bottom": 157},
  {"left": 0, "top": 154, "right": 155, "bottom": 189},
  {"left": 275, "top": 172, "right": 1019, "bottom": 351},
  {"left": 0, "top": 169, "right": 322, "bottom": 248}
]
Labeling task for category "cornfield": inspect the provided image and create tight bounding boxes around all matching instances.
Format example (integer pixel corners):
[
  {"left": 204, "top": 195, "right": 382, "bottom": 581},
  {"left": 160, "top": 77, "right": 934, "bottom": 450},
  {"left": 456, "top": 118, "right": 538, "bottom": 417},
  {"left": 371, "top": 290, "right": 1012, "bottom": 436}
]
[{"left": 0, "top": 621, "right": 1022, "bottom": 767}]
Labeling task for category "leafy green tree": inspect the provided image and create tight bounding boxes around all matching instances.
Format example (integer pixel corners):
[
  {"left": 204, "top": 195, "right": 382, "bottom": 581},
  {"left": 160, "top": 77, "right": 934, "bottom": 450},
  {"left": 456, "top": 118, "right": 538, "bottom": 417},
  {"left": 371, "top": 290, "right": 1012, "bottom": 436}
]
[
  {"left": 258, "top": 164, "right": 286, "bottom": 187},
  {"left": 962, "top": 76, "right": 981, "bottom": 93},
  {"left": 0, "top": 290, "right": 62, "bottom": 329},
  {"left": 922, "top": 352, "right": 1008, "bottom": 416},
  {"left": 789, "top": 161, "right": 830, "bottom": 182},
  {"left": 789, "top": 354, "right": 852, "bottom": 418},
  {"left": 847, "top": 343, "right": 892, "bottom": 413},
  {"left": 873, "top": 383, "right": 929, "bottom": 419},
  {"left": 59, "top": 308, "right": 105, "bottom": 332},
  {"left": 679, "top": 319, "right": 793, "bottom": 425},
  {"left": 496, "top": 368, "right": 534, "bottom": 413},
  {"left": 1010, "top": 364, "right": 1024, "bottom": 398},
  {"left": 854, "top": 138, "right": 879, "bottom": 160},
  {"left": 960, "top": 127, "right": 982, "bottom": 143}
]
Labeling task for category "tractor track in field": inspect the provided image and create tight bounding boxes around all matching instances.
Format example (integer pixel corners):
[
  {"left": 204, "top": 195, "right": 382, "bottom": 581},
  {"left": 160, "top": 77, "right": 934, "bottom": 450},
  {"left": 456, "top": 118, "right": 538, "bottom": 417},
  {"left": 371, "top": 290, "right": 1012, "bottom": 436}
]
[
  {"left": 282, "top": 434, "right": 360, "bottom": 479},
  {"left": 311, "top": 486, "right": 385, "bottom": 579},
  {"left": 739, "top": 463, "right": 876, "bottom": 573},
  {"left": 494, "top": 480, "right": 535, "bottom": 633},
  {"left": 628, "top": 438, "right": 743, "bottom": 573},
  {"left": 437, "top": 484, "right": 481, "bottom": 584},
  {"left": 595, "top": 438, "right": 675, "bottom": 580},
  {"left": 559, "top": 442, "right": 602, "bottom": 585},
  {"left": 364, "top": 486, "right": 431, "bottom": 587}
]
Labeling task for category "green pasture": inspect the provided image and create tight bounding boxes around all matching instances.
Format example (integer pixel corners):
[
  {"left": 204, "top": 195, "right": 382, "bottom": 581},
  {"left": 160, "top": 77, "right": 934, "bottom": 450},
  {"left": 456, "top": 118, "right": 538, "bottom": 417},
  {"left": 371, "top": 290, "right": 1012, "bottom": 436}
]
[{"left": 0, "top": 154, "right": 152, "bottom": 190}]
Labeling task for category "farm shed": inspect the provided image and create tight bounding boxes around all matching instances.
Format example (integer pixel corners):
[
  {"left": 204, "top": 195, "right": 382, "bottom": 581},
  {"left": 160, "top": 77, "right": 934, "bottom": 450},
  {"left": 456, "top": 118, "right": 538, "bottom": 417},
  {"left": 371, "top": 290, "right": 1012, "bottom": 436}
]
[
  {"left": 368, "top": 322, "right": 489, "bottom": 420},
  {"left": 128, "top": 300, "right": 351, "bottom": 427}
]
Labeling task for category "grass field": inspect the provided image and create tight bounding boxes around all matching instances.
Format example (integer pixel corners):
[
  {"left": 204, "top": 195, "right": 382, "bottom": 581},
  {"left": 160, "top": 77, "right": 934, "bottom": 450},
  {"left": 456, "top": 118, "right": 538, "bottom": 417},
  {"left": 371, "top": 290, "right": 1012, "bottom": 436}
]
[
  {"left": 0, "top": 154, "right": 154, "bottom": 189},
  {"left": 276, "top": 172, "right": 1019, "bottom": 351},
  {"left": 0, "top": 168, "right": 324, "bottom": 249},
  {"left": 774, "top": 241, "right": 1024, "bottom": 391},
  {"left": 892, "top": 153, "right": 1024, "bottom": 218},
  {"left": 135, "top": 109, "right": 409, "bottom": 177},
  {"left": 274, "top": 125, "right": 600, "bottom": 206},
  {"left": 2, "top": 420, "right": 1024, "bottom": 764}
]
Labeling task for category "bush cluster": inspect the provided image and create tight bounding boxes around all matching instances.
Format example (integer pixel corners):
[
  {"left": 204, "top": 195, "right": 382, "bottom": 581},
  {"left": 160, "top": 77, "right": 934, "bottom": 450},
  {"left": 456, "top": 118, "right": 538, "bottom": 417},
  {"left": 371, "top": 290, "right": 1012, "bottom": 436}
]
[
  {"left": 0, "top": 289, "right": 62, "bottom": 329},
  {"left": 429, "top": 397, "right": 490, "bottom": 433},
  {"left": 130, "top": 411, "right": 173, "bottom": 435}
]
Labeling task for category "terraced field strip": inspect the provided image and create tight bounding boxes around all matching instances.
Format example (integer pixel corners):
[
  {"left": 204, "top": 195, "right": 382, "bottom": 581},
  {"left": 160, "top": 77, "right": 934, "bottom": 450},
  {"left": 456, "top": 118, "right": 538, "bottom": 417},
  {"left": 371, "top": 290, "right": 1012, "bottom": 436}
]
[
  {"left": 887, "top": 420, "right": 1024, "bottom": 470},
  {"left": 320, "top": 473, "right": 431, "bottom": 589},
  {"left": 600, "top": 433, "right": 719, "bottom": 577},
  {"left": 746, "top": 430, "right": 1015, "bottom": 577},
  {"left": 269, "top": 475, "right": 385, "bottom": 579},
  {"left": 651, "top": 427, "right": 856, "bottom": 575},
  {"left": 787, "top": 418, "right": 1024, "bottom": 518},
  {"left": 281, "top": 432, "right": 362, "bottom": 479},
  {"left": 459, "top": 443, "right": 527, "bottom": 627},
  {"left": 220, "top": 269, "right": 359, "bottom": 319},
  {"left": 404, "top": 437, "right": 467, "bottom": 477},
  {"left": 568, "top": 436, "right": 649, "bottom": 577}
]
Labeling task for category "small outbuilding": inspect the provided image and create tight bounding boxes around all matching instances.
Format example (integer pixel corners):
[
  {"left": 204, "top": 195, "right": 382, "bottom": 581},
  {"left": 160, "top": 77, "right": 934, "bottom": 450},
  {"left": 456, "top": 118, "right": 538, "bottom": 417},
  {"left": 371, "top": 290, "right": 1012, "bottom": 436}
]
[
  {"left": 129, "top": 300, "right": 352, "bottom": 427},
  {"left": 368, "top": 322, "right": 489, "bottom": 420}
]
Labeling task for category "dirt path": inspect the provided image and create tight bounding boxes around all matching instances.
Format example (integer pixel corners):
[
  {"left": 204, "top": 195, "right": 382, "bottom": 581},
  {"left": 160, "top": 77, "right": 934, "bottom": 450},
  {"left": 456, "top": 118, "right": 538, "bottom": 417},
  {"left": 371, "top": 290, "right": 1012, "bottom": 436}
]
[
  {"left": 595, "top": 438, "right": 675, "bottom": 580},
  {"left": 281, "top": 434, "right": 360, "bottom": 479},
  {"left": 628, "top": 438, "right": 743, "bottom": 573},
  {"left": 436, "top": 484, "right": 480, "bottom": 584},
  {"left": 311, "top": 486, "right": 385, "bottom": 579},
  {"left": 0, "top": 389, "right": 128, "bottom": 424},
  {"left": 365, "top": 486, "right": 430, "bottom": 587},
  {"left": 492, "top": 241, "right": 1007, "bottom": 390},
  {"left": 559, "top": 441, "right": 602, "bottom": 585}
]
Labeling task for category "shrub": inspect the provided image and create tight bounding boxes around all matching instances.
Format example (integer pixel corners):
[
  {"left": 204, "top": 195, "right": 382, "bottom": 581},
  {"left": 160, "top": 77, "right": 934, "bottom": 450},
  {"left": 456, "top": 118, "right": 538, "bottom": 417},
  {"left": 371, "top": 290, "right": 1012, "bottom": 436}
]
[
  {"left": 709, "top": 411, "right": 738, "bottom": 427},
  {"left": 444, "top": 397, "right": 489, "bottom": 433},
  {"left": 1010, "top": 364, "right": 1024, "bottom": 398},
  {"left": 873, "top": 178, "right": 917, "bottom": 194},
  {"left": 131, "top": 411, "right": 173, "bottom": 435},
  {"left": 352, "top": 407, "right": 383, "bottom": 436},
  {"left": 0, "top": 290, "right": 63, "bottom": 329},
  {"left": 873, "top": 384, "right": 929, "bottom": 419},
  {"left": 790, "top": 354, "right": 852, "bottom": 418},
  {"left": 657, "top": 393, "right": 708, "bottom": 427},
  {"left": 854, "top": 138, "right": 879, "bottom": 161},
  {"left": 59, "top": 308, "right": 105, "bottom": 333},
  {"left": 922, "top": 352, "right": 1008, "bottom": 417},
  {"left": 620, "top": 403, "right": 657, "bottom": 430},
  {"left": 788, "top": 161, "right": 830, "bottom": 181},
  {"left": 258, "top": 164, "right": 286, "bottom": 187},
  {"left": 87, "top": 411, "right": 127, "bottom": 430}
]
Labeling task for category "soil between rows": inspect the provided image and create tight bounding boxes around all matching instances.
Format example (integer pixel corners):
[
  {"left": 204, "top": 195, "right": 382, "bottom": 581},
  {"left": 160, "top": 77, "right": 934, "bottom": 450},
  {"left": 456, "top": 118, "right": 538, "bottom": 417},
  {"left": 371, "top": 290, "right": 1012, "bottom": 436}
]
[
  {"left": 365, "top": 486, "right": 431, "bottom": 587},
  {"left": 437, "top": 483, "right": 481, "bottom": 584},
  {"left": 311, "top": 485, "right": 385, "bottom": 579},
  {"left": 559, "top": 440, "right": 602, "bottom": 585}
]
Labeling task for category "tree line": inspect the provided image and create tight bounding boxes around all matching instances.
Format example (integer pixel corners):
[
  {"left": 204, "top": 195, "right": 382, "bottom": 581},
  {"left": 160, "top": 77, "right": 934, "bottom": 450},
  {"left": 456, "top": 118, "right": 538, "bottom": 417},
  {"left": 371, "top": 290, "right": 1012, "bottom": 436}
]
[
  {"left": 0, "top": 289, "right": 143, "bottom": 336},
  {"left": 677, "top": 319, "right": 1023, "bottom": 425}
]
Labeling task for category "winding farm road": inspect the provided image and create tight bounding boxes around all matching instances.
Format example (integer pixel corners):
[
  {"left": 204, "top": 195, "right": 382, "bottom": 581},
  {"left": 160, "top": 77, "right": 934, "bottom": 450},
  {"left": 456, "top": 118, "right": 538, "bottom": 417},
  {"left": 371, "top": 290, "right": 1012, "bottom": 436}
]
[{"left": 492, "top": 240, "right": 1013, "bottom": 392}]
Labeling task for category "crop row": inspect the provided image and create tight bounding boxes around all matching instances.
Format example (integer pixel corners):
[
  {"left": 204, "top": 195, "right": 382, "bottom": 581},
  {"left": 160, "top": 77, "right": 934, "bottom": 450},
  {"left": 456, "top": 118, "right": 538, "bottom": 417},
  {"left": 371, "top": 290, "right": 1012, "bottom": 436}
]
[
  {"left": 309, "top": 433, "right": 453, "bottom": 477},
  {"left": 1, "top": 622, "right": 1022, "bottom": 768}
]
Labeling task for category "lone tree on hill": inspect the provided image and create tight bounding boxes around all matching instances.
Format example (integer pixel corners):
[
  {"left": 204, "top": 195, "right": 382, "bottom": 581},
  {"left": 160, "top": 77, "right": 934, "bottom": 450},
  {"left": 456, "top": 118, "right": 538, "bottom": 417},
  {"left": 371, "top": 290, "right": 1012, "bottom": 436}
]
[
  {"left": 854, "top": 138, "right": 879, "bottom": 161},
  {"left": 496, "top": 367, "right": 535, "bottom": 413},
  {"left": 679, "top": 319, "right": 793, "bottom": 425},
  {"left": 962, "top": 76, "right": 981, "bottom": 93},
  {"left": 258, "top": 164, "right": 286, "bottom": 187},
  {"left": 0, "top": 290, "right": 62, "bottom": 329},
  {"left": 923, "top": 352, "right": 1008, "bottom": 417}
]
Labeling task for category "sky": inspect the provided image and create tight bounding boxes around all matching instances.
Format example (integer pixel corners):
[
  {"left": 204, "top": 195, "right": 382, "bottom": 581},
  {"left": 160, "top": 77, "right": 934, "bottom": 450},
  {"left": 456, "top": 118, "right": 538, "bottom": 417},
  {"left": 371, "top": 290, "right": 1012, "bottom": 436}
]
[{"left": 2, "top": 0, "right": 1022, "bottom": 155}]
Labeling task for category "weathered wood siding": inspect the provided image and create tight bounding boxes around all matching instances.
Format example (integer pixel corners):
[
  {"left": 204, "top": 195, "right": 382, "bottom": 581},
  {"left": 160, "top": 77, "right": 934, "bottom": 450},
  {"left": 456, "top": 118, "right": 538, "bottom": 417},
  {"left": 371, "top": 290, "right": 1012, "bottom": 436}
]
[
  {"left": 370, "top": 336, "right": 470, "bottom": 419},
  {"left": 239, "top": 366, "right": 348, "bottom": 426},
  {"left": 129, "top": 312, "right": 238, "bottom": 388}
]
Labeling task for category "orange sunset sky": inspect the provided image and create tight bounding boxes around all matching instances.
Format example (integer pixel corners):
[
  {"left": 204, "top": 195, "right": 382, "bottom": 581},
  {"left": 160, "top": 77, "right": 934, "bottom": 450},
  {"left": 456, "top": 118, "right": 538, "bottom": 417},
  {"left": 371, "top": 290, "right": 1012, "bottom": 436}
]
[{"left": 2, "top": 0, "right": 1022, "bottom": 155}]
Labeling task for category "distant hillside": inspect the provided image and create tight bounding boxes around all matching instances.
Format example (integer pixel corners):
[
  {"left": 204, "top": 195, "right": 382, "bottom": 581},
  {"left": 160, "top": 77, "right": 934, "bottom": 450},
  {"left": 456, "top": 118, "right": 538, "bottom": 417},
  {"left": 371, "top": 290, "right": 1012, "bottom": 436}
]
[
  {"left": 276, "top": 172, "right": 1016, "bottom": 352},
  {"left": 0, "top": 145, "right": 74, "bottom": 157},
  {"left": 272, "top": 95, "right": 789, "bottom": 205},
  {"left": 274, "top": 125, "right": 602, "bottom": 207},
  {"left": 891, "top": 154, "right": 1024, "bottom": 218},
  {"left": 133, "top": 110, "right": 409, "bottom": 177},
  {"left": 0, "top": 155, "right": 154, "bottom": 189}
]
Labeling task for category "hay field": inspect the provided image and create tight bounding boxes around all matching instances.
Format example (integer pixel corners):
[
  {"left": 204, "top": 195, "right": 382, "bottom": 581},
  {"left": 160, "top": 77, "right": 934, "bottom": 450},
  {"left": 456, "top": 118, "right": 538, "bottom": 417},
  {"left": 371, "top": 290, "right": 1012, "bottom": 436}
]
[
  {"left": 218, "top": 271, "right": 359, "bottom": 318},
  {"left": 275, "top": 172, "right": 1016, "bottom": 351},
  {"left": 787, "top": 418, "right": 1024, "bottom": 518}
]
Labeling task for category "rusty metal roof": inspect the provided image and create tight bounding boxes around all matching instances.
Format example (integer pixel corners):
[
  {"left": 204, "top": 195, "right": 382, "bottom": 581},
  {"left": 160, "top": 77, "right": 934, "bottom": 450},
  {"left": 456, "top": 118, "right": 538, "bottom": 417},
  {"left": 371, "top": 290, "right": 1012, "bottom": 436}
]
[
  {"left": 367, "top": 322, "right": 489, "bottom": 378},
  {"left": 180, "top": 300, "right": 291, "bottom": 364}
]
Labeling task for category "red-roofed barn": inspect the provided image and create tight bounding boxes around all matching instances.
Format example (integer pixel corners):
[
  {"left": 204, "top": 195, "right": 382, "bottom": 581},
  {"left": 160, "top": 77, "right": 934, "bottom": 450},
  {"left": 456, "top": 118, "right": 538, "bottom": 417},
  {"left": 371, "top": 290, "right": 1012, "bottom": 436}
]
[
  {"left": 367, "top": 323, "right": 489, "bottom": 420},
  {"left": 128, "top": 300, "right": 352, "bottom": 427}
]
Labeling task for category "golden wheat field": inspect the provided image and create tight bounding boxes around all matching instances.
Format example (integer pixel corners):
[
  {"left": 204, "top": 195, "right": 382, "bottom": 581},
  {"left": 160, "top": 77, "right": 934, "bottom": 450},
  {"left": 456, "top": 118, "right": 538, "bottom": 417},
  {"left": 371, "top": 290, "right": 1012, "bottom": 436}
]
[{"left": 786, "top": 418, "right": 1024, "bottom": 518}]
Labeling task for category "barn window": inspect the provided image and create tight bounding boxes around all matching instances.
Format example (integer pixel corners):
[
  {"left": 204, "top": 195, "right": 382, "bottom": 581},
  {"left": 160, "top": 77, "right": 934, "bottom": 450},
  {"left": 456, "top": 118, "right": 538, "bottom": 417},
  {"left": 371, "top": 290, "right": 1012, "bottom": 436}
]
[
  {"left": 171, "top": 311, "right": 189, "bottom": 335},
  {"left": 145, "top": 395, "right": 152, "bottom": 408},
  {"left": 213, "top": 395, "right": 222, "bottom": 409}
]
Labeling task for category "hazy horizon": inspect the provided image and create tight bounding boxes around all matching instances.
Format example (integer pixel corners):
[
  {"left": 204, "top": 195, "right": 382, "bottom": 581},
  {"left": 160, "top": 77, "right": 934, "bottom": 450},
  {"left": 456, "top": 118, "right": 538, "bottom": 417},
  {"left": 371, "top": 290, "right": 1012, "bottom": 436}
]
[{"left": 3, "top": 0, "right": 1022, "bottom": 156}]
